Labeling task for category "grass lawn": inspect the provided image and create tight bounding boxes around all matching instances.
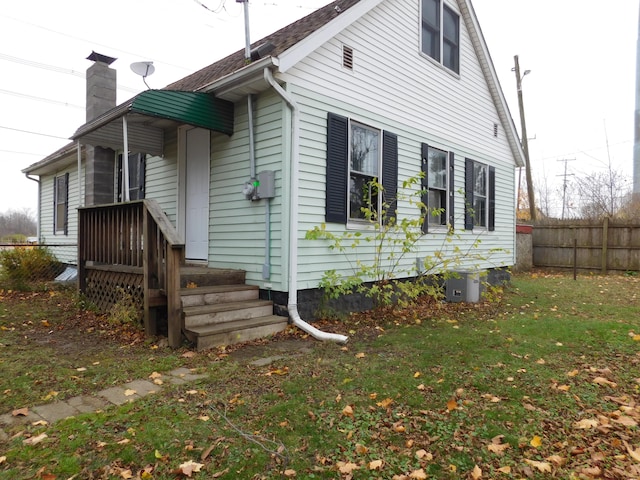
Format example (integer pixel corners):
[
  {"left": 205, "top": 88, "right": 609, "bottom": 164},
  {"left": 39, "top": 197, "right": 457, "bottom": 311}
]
[{"left": 0, "top": 271, "right": 639, "bottom": 479}]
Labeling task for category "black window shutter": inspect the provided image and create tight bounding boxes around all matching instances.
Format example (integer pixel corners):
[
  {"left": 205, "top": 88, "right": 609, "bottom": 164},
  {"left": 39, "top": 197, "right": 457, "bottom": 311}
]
[
  {"left": 382, "top": 131, "right": 398, "bottom": 224},
  {"left": 421, "top": 143, "right": 429, "bottom": 234},
  {"left": 488, "top": 166, "right": 496, "bottom": 231},
  {"left": 63, "top": 172, "right": 69, "bottom": 236},
  {"left": 448, "top": 152, "right": 455, "bottom": 229},
  {"left": 326, "top": 113, "right": 349, "bottom": 223},
  {"left": 464, "top": 158, "right": 474, "bottom": 230}
]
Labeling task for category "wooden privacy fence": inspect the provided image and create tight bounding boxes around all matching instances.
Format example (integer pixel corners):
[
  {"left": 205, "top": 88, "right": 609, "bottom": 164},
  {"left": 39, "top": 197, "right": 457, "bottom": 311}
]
[
  {"left": 533, "top": 218, "right": 640, "bottom": 272},
  {"left": 78, "top": 200, "right": 184, "bottom": 347}
]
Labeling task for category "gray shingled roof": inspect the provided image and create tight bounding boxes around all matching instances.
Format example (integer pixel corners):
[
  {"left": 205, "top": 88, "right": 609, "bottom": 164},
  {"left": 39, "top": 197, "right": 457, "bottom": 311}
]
[{"left": 166, "top": 0, "right": 361, "bottom": 92}]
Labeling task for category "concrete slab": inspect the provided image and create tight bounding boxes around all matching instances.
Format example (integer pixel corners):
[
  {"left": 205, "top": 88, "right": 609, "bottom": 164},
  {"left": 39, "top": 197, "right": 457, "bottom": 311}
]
[
  {"left": 122, "top": 380, "right": 158, "bottom": 397},
  {"left": 166, "top": 367, "right": 206, "bottom": 382},
  {"left": 250, "top": 355, "right": 286, "bottom": 367},
  {"left": 67, "top": 395, "right": 109, "bottom": 414},
  {"left": 97, "top": 386, "right": 139, "bottom": 406},
  {"left": 33, "top": 402, "right": 79, "bottom": 423},
  {"left": 0, "top": 410, "right": 45, "bottom": 427},
  {"left": 0, "top": 428, "right": 8, "bottom": 441}
]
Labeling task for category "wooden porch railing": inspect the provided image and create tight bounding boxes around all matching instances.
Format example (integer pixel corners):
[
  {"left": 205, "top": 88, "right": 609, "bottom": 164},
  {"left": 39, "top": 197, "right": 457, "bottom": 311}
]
[{"left": 78, "top": 200, "right": 185, "bottom": 347}]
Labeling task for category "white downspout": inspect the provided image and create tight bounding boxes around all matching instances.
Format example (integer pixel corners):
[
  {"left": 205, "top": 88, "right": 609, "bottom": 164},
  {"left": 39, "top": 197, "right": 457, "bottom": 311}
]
[
  {"left": 77, "top": 141, "right": 83, "bottom": 207},
  {"left": 264, "top": 67, "right": 348, "bottom": 344},
  {"left": 25, "top": 174, "right": 41, "bottom": 241},
  {"left": 122, "top": 116, "right": 130, "bottom": 201}
]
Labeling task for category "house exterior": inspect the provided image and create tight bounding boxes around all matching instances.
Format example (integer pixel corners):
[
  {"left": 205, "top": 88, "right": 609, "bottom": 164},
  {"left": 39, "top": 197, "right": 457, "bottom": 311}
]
[{"left": 23, "top": 0, "right": 525, "bottom": 347}]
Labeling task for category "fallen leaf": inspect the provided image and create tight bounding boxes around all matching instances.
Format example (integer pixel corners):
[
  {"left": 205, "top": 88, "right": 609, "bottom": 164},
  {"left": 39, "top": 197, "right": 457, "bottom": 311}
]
[
  {"left": 612, "top": 416, "right": 638, "bottom": 427},
  {"left": 497, "top": 466, "right": 511, "bottom": 474},
  {"left": 337, "top": 461, "right": 359, "bottom": 474},
  {"left": 415, "top": 449, "right": 432, "bottom": 460},
  {"left": 120, "top": 470, "right": 134, "bottom": 479},
  {"left": 117, "top": 439, "right": 130, "bottom": 445},
  {"left": 211, "top": 468, "right": 229, "bottom": 478},
  {"left": 414, "top": 371, "right": 422, "bottom": 378},
  {"left": 149, "top": 372, "right": 162, "bottom": 379},
  {"left": 377, "top": 398, "right": 394, "bottom": 409},
  {"left": 185, "top": 390, "right": 198, "bottom": 395},
  {"left": 177, "top": 460, "right": 204, "bottom": 477},
  {"left": 284, "top": 469, "right": 296, "bottom": 477},
  {"left": 355, "top": 352, "right": 366, "bottom": 359},
  {"left": 0, "top": 456, "right": 5, "bottom": 464},
  {"left": 23, "top": 433, "right": 47, "bottom": 445},
  {"left": 574, "top": 418, "right": 599, "bottom": 429},
  {"left": 124, "top": 389, "right": 136, "bottom": 397},
  {"left": 76, "top": 367, "right": 87, "bottom": 372},
  {"left": 369, "top": 459, "right": 384, "bottom": 470},
  {"left": 12, "top": 407, "right": 29, "bottom": 417},
  {"left": 342, "top": 405, "right": 354, "bottom": 417},
  {"left": 593, "top": 377, "right": 617, "bottom": 388},
  {"left": 409, "top": 468, "right": 427, "bottom": 479},
  {"left": 624, "top": 441, "right": 640, "bottom": 462},
  {"left": 182, "top": 351, "right": 197, "bottom": 358},
  {"left": 32, "top": 420, "right": 48, "bottom": 426},
  {"left": 524, "top": 459, "right": 552, "bottom": 473},
  {"left": 530, "top": 435, "right": 543, "bottom": 448},
  {"left": 446, "top": 398, "right": 458, "bottom": 412},
  {"left": 471, "top": 465, "right": 482, "bottom": 479},
  {"left": 567, "top": 369, "right": 580, "bottom": 377},
  {"left": 546, "top": 455, "right": 566, "bottom": 466},
  {"left": 487, "top": 443, "right": 510, "bottom": 455},
  {"left": 198, "top": 415, "right": 210, "bottom": 422},
  {"left": 265, "top": 367, "right": 289, "bottom": 376},
  {"left": 536, "top": 358, "right": 546, "bottom": 364},
  {"left": 355, "top": 443, "right": 369, "bottom": 455},
  {"left": 417, "top": 384, "right": 426, "bottom": 390}
]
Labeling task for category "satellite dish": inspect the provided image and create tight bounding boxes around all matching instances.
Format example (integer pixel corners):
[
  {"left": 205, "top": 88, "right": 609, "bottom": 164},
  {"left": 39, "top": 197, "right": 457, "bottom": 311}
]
[{"left": 130, "top": 61, "right": 155, "bottom": 89}]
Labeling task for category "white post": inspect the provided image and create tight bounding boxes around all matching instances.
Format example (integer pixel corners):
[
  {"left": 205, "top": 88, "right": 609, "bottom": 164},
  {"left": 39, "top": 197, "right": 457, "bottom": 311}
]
[{"left": 122, "top": 116, "right": 130, "bottom": 201}]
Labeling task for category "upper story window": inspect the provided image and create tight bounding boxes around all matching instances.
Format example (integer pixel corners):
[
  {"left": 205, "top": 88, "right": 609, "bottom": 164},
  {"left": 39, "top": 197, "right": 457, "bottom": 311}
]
[
  {"left": 421, "top": 0, "right": 460, "bottom": 74},
  {"left": 326, "top": 113, "right": 398, "bottom": 227}
]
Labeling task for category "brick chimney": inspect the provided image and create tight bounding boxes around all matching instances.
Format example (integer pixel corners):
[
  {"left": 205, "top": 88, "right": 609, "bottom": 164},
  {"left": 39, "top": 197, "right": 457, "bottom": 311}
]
[{"left": 84, "top": 51, "right": 117, "bottom": 206}]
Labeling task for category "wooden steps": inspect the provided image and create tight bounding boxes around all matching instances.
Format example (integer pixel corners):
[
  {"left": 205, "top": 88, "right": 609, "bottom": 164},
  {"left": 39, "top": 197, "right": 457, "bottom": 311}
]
[{"left": 179, "top": 269, "right": 287, "bottom": 350}]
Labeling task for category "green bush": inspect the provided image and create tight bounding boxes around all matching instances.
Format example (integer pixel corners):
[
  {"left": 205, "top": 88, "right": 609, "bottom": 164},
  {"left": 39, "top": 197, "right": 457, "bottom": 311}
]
[{"left": 0, "top": 247, "right": 64, "bottom": 290}]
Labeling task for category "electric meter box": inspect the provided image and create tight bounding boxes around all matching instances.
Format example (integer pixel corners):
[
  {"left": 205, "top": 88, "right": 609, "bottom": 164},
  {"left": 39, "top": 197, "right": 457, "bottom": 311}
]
[
  {"left": 445, "top": 271, "right": 484, "bottom": 303},
  {"left": 257, "top": 170, "right": 275, "bottom": 199}
]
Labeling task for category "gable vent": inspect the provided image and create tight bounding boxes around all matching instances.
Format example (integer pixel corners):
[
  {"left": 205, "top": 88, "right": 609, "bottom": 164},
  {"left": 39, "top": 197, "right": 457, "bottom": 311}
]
[
  {"left": 343, "top": 45, "right": 354, "bottom": 70},
  {"left": 493, "top": 123, "right": 499, "bottom": 138}
]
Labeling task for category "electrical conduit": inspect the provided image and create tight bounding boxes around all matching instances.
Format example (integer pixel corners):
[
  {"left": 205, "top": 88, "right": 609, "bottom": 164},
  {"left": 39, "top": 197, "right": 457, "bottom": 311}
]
[{"left": 263, "top": 67, "right": 348, "bottom": 344}]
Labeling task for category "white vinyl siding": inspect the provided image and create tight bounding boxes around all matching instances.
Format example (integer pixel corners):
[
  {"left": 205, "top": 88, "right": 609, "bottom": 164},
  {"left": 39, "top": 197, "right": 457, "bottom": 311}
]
[
  {"left": 39, "top": 165, "right": 79, "bottom": 265},
  {"left": 281, "top": 0, "right": 516, "bottom": 290},
  {"left": 208, "top": 90, "right": 285, "bottom": 287},
  {"left": 145, "top": 128, "right": 178, "bottom": 226}
]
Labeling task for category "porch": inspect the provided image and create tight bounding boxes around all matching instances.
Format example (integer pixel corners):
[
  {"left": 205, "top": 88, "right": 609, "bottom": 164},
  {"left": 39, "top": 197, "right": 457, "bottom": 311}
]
[{"left": 77, "top": 200, "right": 287, "bottom": 349}]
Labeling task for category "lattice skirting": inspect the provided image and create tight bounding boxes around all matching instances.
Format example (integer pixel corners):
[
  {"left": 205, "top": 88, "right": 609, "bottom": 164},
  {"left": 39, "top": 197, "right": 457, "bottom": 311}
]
[{"left": 84, "top": 269, "right": 144, "bottom": 318}]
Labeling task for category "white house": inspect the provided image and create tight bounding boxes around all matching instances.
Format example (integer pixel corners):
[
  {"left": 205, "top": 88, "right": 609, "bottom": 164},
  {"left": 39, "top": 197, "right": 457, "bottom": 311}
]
[{"left": 23, "top": 0, "right": 525, "bottom": 349}]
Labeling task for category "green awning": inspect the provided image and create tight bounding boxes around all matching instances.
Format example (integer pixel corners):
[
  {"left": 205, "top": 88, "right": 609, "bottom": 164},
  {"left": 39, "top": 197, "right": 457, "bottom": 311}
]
[
  {"left": 130, "top": 90, "right": 234, "bottom": 135},
  {"left": 72, "top": 90, "right": 234, "bottom": 156}
]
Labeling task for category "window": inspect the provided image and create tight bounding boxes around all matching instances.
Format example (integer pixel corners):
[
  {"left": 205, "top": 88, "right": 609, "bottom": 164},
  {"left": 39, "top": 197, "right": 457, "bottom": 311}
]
[
  {"left": 465, "top": 158, "right": 495, "bottom": 231},
  {"left": 421, "top": 0, "right": 460, "bottom": 73},
  {"left": 326, "top": 113, "right": 398, "bottom": 225},
  {"left": 350, "top": 122, "right": 380, "bottom": 221},
  {"left": 421, "top": 144, "right": 454, "bottom": 232},
  {"left": 53, "top": 173, "right": 69, "bottom": 235},
  {"left": 117, "top": 153, "right": 146, "bottom": 201}
]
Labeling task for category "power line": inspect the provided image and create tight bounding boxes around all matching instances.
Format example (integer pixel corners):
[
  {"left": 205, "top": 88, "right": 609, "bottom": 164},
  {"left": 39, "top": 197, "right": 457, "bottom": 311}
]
[
  {"left": 0, "top": 149, "right": 48, "bottom": 157},
  {"left": 0, "top": 88, "right": 84, "bottom": 110},
  {"left": 0, "top": 125, "right": 69, "bottom": 140},
  {"left": 0, "top": 52, "right": 140, "bottom": 94}
]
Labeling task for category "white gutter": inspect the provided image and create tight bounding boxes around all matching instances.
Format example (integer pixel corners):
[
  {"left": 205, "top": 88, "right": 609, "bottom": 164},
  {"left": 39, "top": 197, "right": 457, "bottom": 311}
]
[{"left": 263, "top": 67, "right": 348, "bottom": 344}]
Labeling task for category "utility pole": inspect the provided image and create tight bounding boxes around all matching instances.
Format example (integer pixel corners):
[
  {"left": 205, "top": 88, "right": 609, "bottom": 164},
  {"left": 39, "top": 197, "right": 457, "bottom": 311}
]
[
  {"left": 513, "top": 55, "right": 536, "bottom": 221},
  {"left": 557, "top": 158, "right": 576, "bottom": 219}
]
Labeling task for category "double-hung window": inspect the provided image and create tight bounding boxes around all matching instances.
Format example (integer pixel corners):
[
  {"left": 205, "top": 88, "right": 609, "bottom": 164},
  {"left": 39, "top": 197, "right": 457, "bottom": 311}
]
[
  {"left": 349, "top": 122, "right": 381, "bottom": 221},
  {"left": 53, "top": 173, "right": 69, "bottom": 235},
  {"left": 421, "top": 0, "right": 460, "bottom": 74},
  {"left": 465, "top": 158, "right": 495, "bottom": 231},
  {"left": 421, "top": 143, "right": 454, "bottom": 233},
  {"left": 326, "top": 113, "right": 398, "bottom": 226}
]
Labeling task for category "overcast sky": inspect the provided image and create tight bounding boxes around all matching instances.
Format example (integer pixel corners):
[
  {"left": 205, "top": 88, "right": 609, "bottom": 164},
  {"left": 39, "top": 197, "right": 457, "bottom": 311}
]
[{"left": 0, "top": 0, "right": 638, "bottom": 219}]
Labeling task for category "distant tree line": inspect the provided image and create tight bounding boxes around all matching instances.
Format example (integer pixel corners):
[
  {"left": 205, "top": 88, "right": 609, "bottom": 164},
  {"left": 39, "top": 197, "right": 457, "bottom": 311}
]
[{"left": 0, "top": 209, "right": 37, "bottom": 242}]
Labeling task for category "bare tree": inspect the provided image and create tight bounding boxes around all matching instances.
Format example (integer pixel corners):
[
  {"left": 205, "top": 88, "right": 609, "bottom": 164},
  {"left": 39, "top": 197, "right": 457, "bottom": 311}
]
[
  {"left": 571, "top": 168, "right": 632, "bottom": 220},
  {"left": 0, "top": 209, "right": 36, "bottom": 240}
]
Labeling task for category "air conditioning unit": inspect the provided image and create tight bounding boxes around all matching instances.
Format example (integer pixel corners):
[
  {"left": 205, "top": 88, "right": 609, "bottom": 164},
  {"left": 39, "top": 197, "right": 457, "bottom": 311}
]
[{"left": 445, "top": 271, "right": 484, "bottom": 303}]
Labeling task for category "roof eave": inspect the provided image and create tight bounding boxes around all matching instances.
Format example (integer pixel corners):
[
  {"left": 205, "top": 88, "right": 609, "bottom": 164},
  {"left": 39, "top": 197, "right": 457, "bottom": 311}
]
[{"left": 459, "top": 0, "right": 526, "bottom": 168}]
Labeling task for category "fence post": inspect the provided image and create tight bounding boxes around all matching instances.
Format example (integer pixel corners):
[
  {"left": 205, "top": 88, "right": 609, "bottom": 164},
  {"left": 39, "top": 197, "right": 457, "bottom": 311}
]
[{"left": 601, "top": 217, "right": 609, "bottom": 274}]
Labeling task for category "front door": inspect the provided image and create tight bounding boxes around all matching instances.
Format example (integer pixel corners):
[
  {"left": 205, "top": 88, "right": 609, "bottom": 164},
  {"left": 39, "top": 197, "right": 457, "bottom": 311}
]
[{"left": 185, "top": 128, "right": 210, "bottom": 262}]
